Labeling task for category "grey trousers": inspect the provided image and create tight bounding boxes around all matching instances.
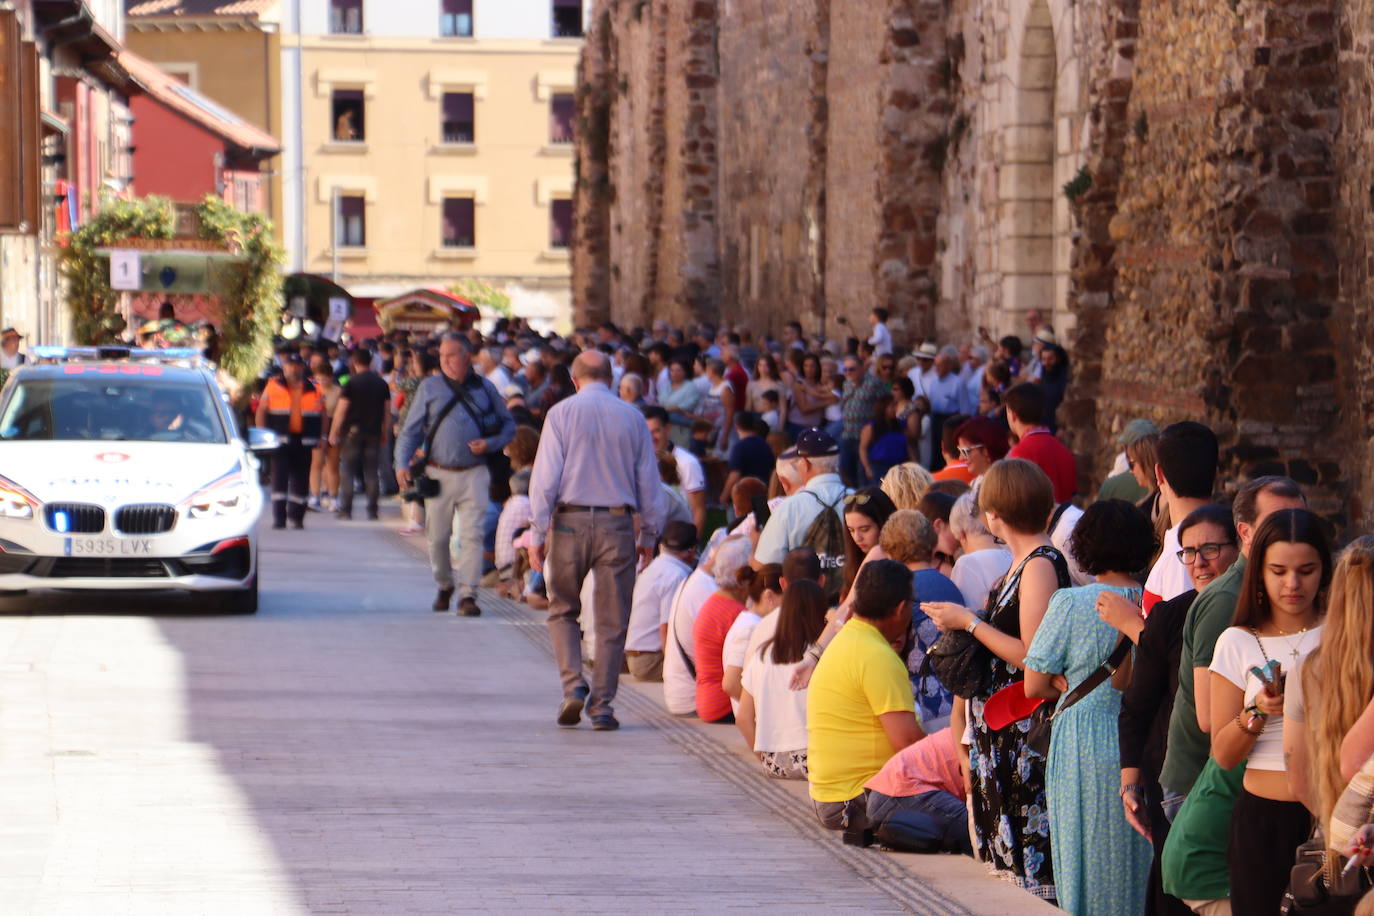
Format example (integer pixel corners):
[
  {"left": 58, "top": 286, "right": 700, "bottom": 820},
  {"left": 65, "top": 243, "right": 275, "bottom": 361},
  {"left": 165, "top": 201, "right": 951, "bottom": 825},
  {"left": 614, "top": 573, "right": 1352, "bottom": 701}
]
[
  {"left": 425, "top": 464, "right": 490, "bottom": 597},
  {"left": 545, "top": 511, "right": 637, "bottom": 717}
]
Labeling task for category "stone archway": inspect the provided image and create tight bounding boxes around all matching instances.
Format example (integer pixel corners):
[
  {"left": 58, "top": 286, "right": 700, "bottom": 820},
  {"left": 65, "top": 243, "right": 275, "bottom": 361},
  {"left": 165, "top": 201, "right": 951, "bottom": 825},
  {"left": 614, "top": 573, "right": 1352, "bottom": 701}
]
[{"left": 999, "top": 0, "right": 1057, "bottom": 329}]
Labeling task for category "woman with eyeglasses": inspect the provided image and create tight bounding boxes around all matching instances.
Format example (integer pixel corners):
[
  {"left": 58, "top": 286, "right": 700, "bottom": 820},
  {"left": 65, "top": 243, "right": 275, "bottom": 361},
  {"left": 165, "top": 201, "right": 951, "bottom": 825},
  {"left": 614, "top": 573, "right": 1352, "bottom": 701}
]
[
  {"left": 1099, "top": 505, "right": 1237, "bottom": 916},
  {"left": 953, "top": 416, "right": 1011, "bottom": 498}
]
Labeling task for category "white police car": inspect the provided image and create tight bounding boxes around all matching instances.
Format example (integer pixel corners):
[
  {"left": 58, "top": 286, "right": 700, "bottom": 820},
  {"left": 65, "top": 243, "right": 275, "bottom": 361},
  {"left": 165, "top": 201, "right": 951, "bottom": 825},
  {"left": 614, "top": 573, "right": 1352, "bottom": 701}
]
[{"left": 0, "top": 346, "right": 276, "bottom": 613}]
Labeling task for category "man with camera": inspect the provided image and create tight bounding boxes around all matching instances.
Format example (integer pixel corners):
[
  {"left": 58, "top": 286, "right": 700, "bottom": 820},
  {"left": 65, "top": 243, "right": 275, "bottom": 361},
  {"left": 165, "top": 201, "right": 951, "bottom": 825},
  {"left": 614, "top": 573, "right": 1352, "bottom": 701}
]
[{"left": 395, "top": 334, "right": 516, "bottom": 615}]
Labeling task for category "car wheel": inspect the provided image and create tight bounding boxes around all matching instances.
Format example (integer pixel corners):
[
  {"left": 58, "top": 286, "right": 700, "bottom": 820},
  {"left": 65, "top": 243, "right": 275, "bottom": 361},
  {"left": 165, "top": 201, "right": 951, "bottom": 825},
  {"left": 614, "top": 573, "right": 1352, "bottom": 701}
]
[{"left": 222, "top": 575, "right": 258, "bottom": 615}]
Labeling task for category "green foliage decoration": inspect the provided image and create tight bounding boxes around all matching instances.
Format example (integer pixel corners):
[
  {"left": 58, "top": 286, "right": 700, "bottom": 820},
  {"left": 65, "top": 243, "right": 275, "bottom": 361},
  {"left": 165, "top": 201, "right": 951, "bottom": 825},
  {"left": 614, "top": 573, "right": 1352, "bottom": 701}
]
[
  {"left": 449, "top": 277, "right": 512, "bottom": 317},
  {"left": 60, "top": 195, "right": 284, "bottom": 385}
]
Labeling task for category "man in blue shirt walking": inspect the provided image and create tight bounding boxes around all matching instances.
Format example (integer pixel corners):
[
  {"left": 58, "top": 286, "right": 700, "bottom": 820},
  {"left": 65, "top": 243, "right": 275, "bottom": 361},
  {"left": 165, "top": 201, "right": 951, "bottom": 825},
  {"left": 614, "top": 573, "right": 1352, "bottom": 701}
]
[
  {"left": 529, "top": 351, "right": 666, "bottom": 731},
  {"left": 396, "top": 334, "right": 516, "bottom": 616}
]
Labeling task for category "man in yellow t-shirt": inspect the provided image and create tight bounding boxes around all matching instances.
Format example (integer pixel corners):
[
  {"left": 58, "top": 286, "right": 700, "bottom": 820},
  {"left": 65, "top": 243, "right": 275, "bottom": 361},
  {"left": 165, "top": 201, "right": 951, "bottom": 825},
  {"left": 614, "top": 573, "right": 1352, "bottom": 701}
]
[{"left": 806, "top": 558, "right": 925, "bottom": 829}]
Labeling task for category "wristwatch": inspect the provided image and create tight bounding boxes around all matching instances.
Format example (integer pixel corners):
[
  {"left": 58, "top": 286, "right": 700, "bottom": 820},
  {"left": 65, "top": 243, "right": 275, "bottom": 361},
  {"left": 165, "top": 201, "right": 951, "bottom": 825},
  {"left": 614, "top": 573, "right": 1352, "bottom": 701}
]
[{"left": 965, "top": 618, "right": 981, "bottom": 636}]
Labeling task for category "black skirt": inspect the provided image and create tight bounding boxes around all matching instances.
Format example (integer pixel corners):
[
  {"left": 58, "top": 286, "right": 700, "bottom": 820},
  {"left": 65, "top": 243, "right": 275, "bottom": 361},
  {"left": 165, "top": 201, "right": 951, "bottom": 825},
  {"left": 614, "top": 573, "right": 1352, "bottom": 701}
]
[{"left": 1226, "top": 787, "right": 1312, "bottom": 915}]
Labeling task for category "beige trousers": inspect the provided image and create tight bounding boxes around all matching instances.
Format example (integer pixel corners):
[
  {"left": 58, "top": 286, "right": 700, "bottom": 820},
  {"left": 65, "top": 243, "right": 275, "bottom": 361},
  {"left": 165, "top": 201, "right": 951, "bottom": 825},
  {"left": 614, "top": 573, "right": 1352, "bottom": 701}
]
[
  {"left": 424, "top": 464, "right": 490, "bottom": 597},
  {"left": 545, "top": 510, "right": 637, "bottom": 717}
]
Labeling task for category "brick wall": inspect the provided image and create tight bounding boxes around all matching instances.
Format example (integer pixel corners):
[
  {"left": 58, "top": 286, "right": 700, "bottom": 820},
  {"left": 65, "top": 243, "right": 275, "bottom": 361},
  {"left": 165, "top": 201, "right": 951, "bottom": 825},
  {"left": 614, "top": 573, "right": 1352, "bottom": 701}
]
[{"left": 575, "top": 0, "right": 1374, "bottom": 532}]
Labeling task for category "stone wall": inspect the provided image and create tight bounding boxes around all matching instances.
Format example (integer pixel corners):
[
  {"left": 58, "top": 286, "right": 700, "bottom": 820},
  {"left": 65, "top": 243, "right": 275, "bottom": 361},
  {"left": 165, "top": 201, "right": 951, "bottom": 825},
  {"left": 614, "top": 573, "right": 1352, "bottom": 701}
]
[
  {"left": 1334, "top": 0, "right": 1374, "bottom": 530},
  {"left": 574, "top": 0, "right": 1374, "bottom": 531}
]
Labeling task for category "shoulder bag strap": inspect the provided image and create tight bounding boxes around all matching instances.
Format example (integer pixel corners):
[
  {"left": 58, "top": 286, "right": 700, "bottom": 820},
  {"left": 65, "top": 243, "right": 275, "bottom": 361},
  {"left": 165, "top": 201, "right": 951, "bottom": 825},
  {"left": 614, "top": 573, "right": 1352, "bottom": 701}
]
[
  {"left": 421, "top": 385, "right": 464, "bottom": 460},
  {"left": 1049, "top": 635, "right": 1132, "bottom": 721},
  {"left": 668, "top": 577, "right": 697, "bottom": 679},
  {"left": 449, "top": 377, "right": 494, "bottom": 435},
  {"left": 1049, "top": 501, "right": 1072, "bottom": 534}
]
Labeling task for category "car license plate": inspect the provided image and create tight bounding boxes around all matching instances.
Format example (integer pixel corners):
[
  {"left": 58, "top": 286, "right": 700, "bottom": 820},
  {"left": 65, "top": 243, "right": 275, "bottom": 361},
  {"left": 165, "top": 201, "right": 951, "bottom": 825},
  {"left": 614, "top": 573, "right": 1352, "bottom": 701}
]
[{"left": 64, "top": 537, "right": 154, "bottom": 557}]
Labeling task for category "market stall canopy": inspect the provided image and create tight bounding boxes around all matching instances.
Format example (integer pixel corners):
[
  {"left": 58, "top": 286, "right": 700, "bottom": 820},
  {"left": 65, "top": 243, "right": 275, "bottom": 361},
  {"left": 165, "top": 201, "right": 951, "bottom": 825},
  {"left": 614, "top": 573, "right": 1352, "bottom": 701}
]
[{"left": 375, "top": 289, "right": 480, "bottom": 334}]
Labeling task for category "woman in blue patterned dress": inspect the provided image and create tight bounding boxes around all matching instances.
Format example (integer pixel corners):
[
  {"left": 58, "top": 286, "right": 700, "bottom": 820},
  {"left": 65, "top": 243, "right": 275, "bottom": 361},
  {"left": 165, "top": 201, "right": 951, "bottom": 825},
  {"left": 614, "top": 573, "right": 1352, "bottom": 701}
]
[
  {"left": 1024, "top": 500, "right": 1157, "bottom": 916},
  {"left": 923, "top": 459, "right": 1070, "bottom": 902}
]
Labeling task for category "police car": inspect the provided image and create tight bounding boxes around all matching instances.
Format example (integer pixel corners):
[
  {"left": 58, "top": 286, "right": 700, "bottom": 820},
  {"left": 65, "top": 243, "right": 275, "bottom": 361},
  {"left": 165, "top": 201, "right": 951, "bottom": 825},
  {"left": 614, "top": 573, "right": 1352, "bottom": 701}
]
[{"left": 0, "top": 346, "right": 276, "bottom": 613}]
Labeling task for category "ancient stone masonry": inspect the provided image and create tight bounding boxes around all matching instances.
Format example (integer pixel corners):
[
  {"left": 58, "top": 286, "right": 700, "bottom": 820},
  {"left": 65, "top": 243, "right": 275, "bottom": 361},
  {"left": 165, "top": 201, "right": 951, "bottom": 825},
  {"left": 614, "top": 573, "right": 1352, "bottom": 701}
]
[{"left": 574, "top": 0, "right": 1374, "bottom": 534}]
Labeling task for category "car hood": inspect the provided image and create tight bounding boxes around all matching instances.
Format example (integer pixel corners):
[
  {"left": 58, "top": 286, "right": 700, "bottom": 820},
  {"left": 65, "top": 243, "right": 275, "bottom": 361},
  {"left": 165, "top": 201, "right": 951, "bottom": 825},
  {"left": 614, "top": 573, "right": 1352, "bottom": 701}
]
[{"left": 0, "top": 442, "right": 245, "bottom": 505}]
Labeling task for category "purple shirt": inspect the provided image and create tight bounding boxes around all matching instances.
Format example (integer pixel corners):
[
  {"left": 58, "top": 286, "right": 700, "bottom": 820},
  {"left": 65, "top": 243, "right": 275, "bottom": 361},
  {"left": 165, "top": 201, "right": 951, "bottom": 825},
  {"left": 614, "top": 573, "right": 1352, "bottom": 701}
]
[{"left": 528, "top": 381, "right": 666, "bottom": 547}]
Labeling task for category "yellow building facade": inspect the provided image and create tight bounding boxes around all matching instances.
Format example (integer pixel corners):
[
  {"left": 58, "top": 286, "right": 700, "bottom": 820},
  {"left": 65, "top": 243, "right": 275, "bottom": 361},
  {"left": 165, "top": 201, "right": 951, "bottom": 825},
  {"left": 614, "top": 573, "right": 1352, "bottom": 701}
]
[{"left": 290, "top": 36, "right": 577, "bottom": 321}]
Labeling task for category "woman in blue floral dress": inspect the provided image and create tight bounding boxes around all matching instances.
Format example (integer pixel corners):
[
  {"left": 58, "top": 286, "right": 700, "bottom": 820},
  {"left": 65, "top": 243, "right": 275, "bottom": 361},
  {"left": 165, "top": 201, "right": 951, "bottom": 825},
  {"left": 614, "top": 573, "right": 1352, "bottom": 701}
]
[
  {"left": 1024, "top": 501, "right": 1157, "bottom": 916},
  {"left": 923, "top": 459, "right": 1070, "bottom": 902}
]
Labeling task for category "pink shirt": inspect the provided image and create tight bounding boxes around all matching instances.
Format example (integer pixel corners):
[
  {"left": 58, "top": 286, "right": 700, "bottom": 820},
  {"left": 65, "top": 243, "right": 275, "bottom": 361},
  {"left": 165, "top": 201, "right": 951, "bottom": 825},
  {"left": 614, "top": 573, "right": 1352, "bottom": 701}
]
[{"left": 864, "top": 728, "right": 965, "bottom": 799}]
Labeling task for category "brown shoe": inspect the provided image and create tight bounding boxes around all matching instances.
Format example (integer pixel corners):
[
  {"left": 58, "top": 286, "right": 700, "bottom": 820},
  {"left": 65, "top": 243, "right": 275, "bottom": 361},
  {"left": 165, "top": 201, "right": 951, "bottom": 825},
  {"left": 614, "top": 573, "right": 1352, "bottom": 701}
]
[
  {"left": 432, "top": 588, "right": 454, "bottom": 612},
  {"left": 457, "top": 596, "right": 481, "bottom": 617}
]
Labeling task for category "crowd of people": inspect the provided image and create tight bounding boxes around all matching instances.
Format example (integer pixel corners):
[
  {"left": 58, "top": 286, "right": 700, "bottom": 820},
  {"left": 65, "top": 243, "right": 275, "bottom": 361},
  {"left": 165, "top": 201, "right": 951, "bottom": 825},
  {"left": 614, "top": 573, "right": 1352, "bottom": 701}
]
[{"left": 256, "top": 310, "right": 1374, "bottom": 916}]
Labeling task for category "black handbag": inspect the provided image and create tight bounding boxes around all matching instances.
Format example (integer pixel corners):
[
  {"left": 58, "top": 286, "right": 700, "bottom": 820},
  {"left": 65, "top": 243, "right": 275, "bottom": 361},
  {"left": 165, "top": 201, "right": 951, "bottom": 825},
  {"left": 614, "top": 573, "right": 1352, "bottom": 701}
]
[
  {"left": 924, "top": 622, "right": 993, "bottom": 699},
  {"left": 1024, "top": 635, "right": 1131, "bottom": 756},
  {"left": 1282, "top": 829, "right": 1371, "bottom": 915}
]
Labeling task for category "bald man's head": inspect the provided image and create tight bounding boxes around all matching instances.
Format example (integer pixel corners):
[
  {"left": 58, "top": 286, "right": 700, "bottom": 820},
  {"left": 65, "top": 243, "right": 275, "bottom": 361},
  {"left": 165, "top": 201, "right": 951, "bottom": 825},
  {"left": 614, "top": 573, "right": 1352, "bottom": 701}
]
[{"left": 572, "top": 350, "right": 613, "bottom": 384}]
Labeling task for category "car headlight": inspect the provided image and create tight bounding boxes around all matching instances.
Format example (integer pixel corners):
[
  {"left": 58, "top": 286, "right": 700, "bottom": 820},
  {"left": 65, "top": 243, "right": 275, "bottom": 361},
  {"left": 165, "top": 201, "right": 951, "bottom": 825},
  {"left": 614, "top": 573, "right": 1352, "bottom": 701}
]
[
  {"left": 187, "top": 483, "right": 252, "bottom": 519},
  {"left": 0, "top": 476, "right": 36, "bottom": 519}
]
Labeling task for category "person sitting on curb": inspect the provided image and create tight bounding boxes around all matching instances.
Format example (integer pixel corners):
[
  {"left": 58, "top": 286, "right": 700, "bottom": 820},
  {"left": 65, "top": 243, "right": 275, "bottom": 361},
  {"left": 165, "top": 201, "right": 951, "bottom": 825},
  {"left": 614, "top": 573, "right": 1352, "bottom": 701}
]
[
  {"left": 807, "top": 559, "right": 924, "bottom": 829},
  {"left": 863, "top": 728, "right": 973, "bottom": 855},
  {"left": 624, "top": 521, "right": 700, "bottom": 682}
]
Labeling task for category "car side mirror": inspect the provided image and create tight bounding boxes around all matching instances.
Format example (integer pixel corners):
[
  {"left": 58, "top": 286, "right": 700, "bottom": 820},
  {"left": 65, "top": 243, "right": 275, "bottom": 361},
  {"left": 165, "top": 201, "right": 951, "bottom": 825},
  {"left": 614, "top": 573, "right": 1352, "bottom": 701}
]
[{"left": 247, "top": 427, "right": 281, "bottom": 451}]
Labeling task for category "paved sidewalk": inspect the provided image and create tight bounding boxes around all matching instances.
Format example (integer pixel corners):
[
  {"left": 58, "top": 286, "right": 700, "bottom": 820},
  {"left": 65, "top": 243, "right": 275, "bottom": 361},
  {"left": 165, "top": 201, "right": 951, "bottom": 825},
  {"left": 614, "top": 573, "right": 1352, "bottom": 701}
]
[{"left": 0, "top": 509, "right": 1051, "bottom": 914}]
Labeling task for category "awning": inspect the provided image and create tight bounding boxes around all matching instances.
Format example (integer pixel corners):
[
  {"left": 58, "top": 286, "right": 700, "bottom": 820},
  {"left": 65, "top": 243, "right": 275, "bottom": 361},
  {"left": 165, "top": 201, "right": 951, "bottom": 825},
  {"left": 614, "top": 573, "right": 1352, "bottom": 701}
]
[{"left": 374, "top": 288, "right": 479, "bottom": 333}]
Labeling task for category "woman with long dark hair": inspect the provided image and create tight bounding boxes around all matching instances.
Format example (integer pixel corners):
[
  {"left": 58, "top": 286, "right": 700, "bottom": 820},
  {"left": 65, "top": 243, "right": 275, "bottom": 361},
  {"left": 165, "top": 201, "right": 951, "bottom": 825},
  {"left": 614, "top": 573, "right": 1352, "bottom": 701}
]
[
  {"left": 1207, "top": 508, "right": 1331, "bottom": 913},
  {"left": 839, "top": 487, "right": 898, "bottom": 604},
  {"left": 738, "top": 579, "right": 830, "bottom": 779},
  {"left": 786, "top": 353, "right": 834, "bottom": 437}
]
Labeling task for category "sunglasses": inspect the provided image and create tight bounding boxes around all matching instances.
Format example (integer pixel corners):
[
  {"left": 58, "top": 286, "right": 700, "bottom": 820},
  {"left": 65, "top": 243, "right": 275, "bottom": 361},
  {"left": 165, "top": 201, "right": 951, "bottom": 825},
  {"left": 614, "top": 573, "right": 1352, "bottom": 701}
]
[
  {"left": 957, "top": 444, "right": 986, "bottom": 458},
  {"left": 844, "top": 493, "right": 872, "bottom": 507}
]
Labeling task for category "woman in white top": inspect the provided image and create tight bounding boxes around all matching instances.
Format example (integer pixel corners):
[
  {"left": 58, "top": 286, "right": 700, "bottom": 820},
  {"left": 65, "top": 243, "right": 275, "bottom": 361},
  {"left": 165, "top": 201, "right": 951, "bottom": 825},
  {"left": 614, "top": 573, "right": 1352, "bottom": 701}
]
[
  {"left": 948, "top": 493, "right": 1012, "bottom": 612},
  {"left": 722, "top": 564, "right": 784, "bottom": 708},
  {"left": 1208, "top": 508, "right": 1331, "bottom": 915},
  {"left": 738, "top": 579, "right": 830, "bottom": 779}
]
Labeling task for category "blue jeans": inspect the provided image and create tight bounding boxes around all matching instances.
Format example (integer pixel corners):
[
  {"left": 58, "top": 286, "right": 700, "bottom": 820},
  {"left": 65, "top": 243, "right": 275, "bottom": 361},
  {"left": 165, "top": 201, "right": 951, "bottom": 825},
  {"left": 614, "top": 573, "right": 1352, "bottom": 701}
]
[
  {"left": 1161, "top": 788, "right": 1186, "bottom": 823},
  {"left": 839, "top": 437, "right": 861, "bottom": 487},
  {"left": 866, "top": 789, "right": 972, "bottom": 856}
]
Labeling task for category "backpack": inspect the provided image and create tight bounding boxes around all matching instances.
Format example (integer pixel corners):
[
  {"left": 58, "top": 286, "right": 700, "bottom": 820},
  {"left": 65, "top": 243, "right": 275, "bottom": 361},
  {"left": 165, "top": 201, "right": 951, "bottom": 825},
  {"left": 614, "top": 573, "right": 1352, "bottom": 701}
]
[{"left": 801, "top": 490, "right": 846, "bottom": 605}]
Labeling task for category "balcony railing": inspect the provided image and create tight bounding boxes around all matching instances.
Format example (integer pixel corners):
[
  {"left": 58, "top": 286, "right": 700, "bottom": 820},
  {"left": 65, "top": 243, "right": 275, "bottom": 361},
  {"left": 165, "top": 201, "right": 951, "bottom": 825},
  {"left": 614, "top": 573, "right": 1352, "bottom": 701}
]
[{"left": 441, "top": 123, "right": 475, "bottom": 144}]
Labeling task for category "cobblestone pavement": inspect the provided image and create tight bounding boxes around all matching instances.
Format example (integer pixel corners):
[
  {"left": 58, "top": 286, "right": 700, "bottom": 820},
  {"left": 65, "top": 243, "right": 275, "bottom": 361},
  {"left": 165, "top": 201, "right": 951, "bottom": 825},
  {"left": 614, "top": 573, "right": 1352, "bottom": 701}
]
[{"left": 0, "top": 510, "right": 1052, "bottom": 915}]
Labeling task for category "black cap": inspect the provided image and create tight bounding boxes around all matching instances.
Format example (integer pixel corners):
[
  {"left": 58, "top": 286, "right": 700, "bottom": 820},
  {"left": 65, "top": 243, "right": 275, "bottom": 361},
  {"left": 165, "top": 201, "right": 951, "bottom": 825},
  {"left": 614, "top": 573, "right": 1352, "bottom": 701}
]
[
  {"left": 780, "top": 427, "right": 840, "bottom": 459},
  {"left": 283, "top": 353, "right": 306, "bottom": 366},
  {"left": 661, "top": 520, "right": 698, "bottom": 552}
]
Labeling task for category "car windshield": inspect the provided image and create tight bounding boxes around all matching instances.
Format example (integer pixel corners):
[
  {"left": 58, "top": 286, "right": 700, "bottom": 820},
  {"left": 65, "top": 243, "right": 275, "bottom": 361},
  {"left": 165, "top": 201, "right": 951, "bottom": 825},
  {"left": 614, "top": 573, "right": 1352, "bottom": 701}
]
[{"left": 0, "top": 376, "right": 227, "bottom": 443}]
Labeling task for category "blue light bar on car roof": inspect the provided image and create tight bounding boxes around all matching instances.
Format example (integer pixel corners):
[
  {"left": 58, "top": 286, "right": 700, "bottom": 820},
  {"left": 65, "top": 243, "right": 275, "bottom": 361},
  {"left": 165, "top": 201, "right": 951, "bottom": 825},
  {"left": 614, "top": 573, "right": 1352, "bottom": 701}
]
[{"left": 31, "top": 346, "right": 203, "bottom": 364}]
